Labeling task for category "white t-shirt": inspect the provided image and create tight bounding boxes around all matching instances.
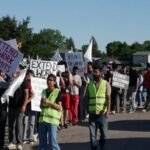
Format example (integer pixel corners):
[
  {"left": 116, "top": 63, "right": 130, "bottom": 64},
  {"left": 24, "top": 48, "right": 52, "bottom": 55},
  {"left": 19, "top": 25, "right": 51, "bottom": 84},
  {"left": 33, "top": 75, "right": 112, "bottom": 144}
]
[{"left": 70, "top": 74, "right": 82, "bottom": 95}]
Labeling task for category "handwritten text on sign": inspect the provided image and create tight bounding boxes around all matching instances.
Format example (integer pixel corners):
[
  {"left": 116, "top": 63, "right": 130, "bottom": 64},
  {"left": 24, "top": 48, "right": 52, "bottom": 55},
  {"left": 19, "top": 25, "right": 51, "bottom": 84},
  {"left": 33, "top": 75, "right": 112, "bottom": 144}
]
[
  {"left": 0, "top": 39, "right": 23, "bottom": 76},
  {"left": 30, "top": 59, "right": 57, "bottom": 79},
  {"left": 112, "top": 72, "right": 129, "bottom": 89}
]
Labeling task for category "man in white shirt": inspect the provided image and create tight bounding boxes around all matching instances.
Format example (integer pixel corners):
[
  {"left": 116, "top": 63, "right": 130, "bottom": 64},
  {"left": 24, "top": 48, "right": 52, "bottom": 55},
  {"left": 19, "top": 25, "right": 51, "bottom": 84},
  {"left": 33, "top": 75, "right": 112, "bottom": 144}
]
[{"left": 69, "top": 66, "right": 82, "bottom": 125}]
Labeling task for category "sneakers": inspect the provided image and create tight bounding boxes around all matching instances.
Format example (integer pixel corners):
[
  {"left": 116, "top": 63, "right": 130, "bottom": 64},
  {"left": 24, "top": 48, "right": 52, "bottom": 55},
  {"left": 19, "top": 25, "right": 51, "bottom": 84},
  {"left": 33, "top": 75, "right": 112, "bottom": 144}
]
[
  {"left": 29, "top": 141, "right": 35, "bottom": 145},
  {"left": 8, "top": 143, "right": 16, "bottom": 149},
  {"left": 64, "top": 123, "right": 68, "bottom": 128},
  {"left": 142, "top": 109, "right": 147, "bottom": 112},
  {"left": 17, "top": 144, "right": 23, "bottom": 150},
  {"left": 111, "top": 111, "right": 116, "bottom": 114},
  {"left": 23, "top": 140, "right": 29, "bottom": 144},
  {"left": 33, "top": 133, "right": 38, "bottom": 142}
]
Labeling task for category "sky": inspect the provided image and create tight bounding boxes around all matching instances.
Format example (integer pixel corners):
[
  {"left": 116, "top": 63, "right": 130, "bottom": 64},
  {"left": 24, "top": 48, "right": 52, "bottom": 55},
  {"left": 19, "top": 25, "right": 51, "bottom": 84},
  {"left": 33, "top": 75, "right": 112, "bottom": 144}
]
[{"left": 0, "top": 0, "right": 150, "bottom": 52}]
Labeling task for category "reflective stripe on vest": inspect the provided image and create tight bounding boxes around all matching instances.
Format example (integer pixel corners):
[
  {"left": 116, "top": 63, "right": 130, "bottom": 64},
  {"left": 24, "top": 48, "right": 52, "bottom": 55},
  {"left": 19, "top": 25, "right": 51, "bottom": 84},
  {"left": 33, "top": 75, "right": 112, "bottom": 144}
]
[
  {"left": 39, "top": 88, "right": 61, "bottom": 125},
  {"left": 88, "top": 79, "right": 107, "bottom": 114}
]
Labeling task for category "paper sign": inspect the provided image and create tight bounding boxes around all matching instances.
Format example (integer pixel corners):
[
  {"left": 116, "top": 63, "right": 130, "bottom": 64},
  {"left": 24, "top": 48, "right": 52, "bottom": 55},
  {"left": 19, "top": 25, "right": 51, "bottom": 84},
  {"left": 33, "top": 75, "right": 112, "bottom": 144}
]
[
  {"left": 30, "top": 59, "right": 57, "bottom": 79},
  {"left": 0, "top": 38, "right": 23, "bottom": 77},
  {"left": 31, "top": 77, "right": 47, "bottom": 111},
  {"left": 112, "top": 72, "right": 129, "bottom": 89}
]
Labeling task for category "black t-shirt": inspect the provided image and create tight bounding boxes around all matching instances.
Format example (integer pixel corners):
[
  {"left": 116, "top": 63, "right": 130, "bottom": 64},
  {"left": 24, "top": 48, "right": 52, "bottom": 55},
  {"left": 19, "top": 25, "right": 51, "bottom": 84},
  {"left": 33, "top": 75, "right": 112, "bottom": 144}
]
[
  {"left": 9, "top": 79, "right": 31, "bottom": 109},
  {"left": 9, "top": 84, "right": 24, "bottom": 108},
  {"left": 129, "top": 69, "right": 138, "bottom": 87},
  {"left": 45, "top": 88, "right": 61, "bottom": 103}
]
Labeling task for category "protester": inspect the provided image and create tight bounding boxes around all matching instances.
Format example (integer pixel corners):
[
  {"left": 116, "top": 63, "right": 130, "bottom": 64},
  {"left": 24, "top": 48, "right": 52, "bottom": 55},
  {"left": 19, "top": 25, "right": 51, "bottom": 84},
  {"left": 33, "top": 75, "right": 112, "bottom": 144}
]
[
  {"left": 38, "top": 74, "right": 62, "bottom": 150},
  {"left": 8, "top": 65, "right": 26, "bottom": 150},
  {"left": 142, "top": 63, "right": 150, "bottom": 112},
  {"left": 22, "top": 70, "right": 36, "bottom": 144},
  {"left": 60, "top": 71, "right": 72, "bottom": 128},
  {"left": 79, "top": 62, "right": 93, "bottom": 121},
  {"left": 110, "top": 63, "right": 122, "bottom": 114},
  {"left": 0, "top": 70, "right": 9, "bottom": 149},
  {"left": 127, "top": 64, "right": 138, "bottom": 113},
  {"left": 85, "top": 65, "right": 111, "bottom": 150},
  {"left": 69, "top": 66, "right": 82, "bottom": 125}
]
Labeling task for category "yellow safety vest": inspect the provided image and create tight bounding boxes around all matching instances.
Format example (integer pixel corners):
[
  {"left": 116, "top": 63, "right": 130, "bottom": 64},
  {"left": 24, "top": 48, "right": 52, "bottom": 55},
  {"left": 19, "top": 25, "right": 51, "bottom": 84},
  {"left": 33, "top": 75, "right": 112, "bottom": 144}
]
[
  {"left": 88, "top": 79, "right": 107, "bottom": 114},
  {"left": 39, "top": 88, "right": 61, "bottom": 125}
]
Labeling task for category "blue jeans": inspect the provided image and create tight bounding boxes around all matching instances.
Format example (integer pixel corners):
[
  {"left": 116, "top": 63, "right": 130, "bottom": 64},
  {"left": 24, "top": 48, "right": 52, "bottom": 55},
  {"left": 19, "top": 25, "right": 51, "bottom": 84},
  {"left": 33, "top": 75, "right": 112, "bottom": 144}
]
[
  {"left": 23, "top": 113, "right": 36, "bottom": 141},
  {"left": 89, "top": 113, "right": 108, "bottom": 150},
  {"left": 39, "top": 122, "right": 61, "bottom": 150}
]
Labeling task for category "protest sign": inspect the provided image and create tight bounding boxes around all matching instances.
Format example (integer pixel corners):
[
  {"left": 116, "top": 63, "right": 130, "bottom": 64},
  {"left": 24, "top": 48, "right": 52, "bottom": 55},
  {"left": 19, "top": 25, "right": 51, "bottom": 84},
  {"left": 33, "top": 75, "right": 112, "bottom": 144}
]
[
  {"left": 1, "top": 67, "right": 28, "bottom": 103},
  {"left": 0, "top": 38, "right": 23, "bottom": 77},
  {"left": 6, "top": 39, "right": 18, "bottom": 50},
  {"left": 57, "top": 65, "right": 65, "bottom": 73},
  {"left": 112, "top": 72, "right": 129, "bottom": 89},
  {"left": 30, "top": 59, "right": 57, "bottom": 79},
  {"left": 31, "top": 77, "right": 47, "bottom": 111},
  {"left": 65, "top": 52, "right": 84, "bottom": 76}
]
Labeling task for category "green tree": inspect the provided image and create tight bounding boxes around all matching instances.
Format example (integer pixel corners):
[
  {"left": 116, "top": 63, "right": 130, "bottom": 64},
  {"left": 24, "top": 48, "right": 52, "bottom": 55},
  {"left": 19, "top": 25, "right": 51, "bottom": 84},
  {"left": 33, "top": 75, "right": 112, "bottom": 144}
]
[
  {"left": 91, "top": 36, "right": 99, "bottom": 57},
  {"left": 143, "top": 41, "right": 150, "bottom": 51},
  {"left": 0, "top": 16, "right": 33, "bottom": 56},
  {"left": 66, "top": 37, "right": 75, "bottom": 51},
  {"left": 0, "top": 16, "right": 18, "bottom": 40},
  {"left": 29, "top": 29, "right": 67, "bottom": 58}
]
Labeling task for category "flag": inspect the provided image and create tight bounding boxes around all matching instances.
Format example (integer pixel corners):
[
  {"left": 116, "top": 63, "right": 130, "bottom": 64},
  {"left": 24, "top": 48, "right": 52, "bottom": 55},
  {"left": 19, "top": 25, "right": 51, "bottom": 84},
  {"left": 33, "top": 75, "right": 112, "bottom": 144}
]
[
  {"left": 84, "top": 39, "right": 93, "bottom": 64},
  {"left": 1, "top": 67, "right": 28, "bottom": 103},
  {"left": 51, "top": 50, "right": 63, "bottom": 62}
]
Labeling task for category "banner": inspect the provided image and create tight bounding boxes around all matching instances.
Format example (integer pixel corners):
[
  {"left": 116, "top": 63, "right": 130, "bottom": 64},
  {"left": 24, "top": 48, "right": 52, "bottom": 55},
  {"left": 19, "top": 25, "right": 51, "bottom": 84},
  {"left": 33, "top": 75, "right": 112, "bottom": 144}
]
[
  {"left": 112, "top": 72, "right": 129, "bottom": 89},
  {"left": 31, "top": 77, "right": 47, "bottom": 111},
  {"left": 30, "top": 59, "right": 57, "bottom": 79},
  {"left": 0, "top": 38, "right": 23, "bottom": 77},
  {"left": 1, "top": 67, "right": 28, "bottom": 103},
  {"left": 65, "top": 52, "right": 84, "bottom": 76}
]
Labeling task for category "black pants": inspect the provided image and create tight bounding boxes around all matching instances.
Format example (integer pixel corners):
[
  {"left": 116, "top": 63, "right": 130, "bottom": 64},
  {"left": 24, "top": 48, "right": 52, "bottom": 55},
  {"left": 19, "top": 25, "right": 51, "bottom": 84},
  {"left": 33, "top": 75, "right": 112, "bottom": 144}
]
[{"left": 0, "top": 107, "right": 7, "bottom": 149}]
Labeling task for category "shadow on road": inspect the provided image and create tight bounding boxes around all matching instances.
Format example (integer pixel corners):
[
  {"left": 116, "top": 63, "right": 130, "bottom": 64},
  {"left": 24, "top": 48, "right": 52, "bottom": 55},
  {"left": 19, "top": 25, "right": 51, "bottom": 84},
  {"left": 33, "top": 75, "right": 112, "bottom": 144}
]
[
  {"left": 109, "top": 120, "right": 150, "bottom": 132},
  {"left": 31, "top": 142, "right": 90, "bottom": 150},
  {"left": 30, "top": 137, "right": 150, "bottom": 150}
]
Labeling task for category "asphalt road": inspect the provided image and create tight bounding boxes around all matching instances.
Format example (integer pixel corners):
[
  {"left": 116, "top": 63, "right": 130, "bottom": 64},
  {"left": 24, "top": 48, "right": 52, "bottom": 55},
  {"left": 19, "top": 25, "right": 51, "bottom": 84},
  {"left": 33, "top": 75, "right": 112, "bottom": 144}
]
[{"left": 23, "top": 111, "right": 150, "bottom": 150}]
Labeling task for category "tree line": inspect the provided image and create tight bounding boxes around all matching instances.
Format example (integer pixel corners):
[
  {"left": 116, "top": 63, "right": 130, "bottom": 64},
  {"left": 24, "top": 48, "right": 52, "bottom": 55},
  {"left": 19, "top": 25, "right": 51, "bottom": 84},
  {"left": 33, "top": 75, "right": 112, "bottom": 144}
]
[{"left": 0, "top": 16, "right": 150, "bottom": 59}]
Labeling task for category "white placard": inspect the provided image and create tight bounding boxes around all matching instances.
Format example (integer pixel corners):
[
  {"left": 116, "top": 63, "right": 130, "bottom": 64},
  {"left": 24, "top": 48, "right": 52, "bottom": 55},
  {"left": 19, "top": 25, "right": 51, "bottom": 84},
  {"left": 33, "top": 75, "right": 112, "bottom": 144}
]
[
  {"left": 112, "top": 72, "right": 129, "bottom": 89},
  {"left": 31, "top": 77, "right": 47, "bottom": 111},
  {"left": 57, "top": 65, "right": 65, "bottom": 72},
  {"left": 30, "top": 59, "right": 57, "bottom": 79},
  {"left": 0, "top": 38, "right": 23, "bottom": 77}
]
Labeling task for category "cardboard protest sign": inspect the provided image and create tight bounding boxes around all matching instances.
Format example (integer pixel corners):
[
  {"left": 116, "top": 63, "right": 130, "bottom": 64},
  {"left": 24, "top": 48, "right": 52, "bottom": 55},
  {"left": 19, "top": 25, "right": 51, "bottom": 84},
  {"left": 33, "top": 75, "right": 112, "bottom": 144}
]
[
  {"left": 65, "top": 52, "right": 84, "bottom": 76},
  {"left": 112, "top": 72, "right": 129, "bottom": 89},
  {"left": 57, "top": 65, "right": 65, "bottom": 73},
  {"left": 6, "top": 39, "right": 18, "bottom": 50},
  {"left": 31, "top": 77, "right": 47, "bottom": 111},
  {"left": 0, "top": 38, "right": 23, "bottom": 77},
  {"left": 30, "top": 59, "right": 57, "bottom": 79}
]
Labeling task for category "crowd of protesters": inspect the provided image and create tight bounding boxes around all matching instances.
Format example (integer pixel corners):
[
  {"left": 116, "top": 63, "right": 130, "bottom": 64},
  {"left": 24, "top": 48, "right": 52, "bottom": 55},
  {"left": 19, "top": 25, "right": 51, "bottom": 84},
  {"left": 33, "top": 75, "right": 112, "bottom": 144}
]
[{"left": 0, "top": 60, "right": 150, "bottom": 150}]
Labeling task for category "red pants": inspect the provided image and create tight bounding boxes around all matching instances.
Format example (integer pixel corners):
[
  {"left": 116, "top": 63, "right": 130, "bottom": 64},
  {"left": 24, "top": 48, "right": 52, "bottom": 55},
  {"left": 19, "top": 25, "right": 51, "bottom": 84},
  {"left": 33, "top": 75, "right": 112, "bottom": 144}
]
[
  {"left": 69, "top": 95, "right": 79, "bottom": 123},
  {"left": 61, "top": 93, "right": 70, "bottom": 110}
]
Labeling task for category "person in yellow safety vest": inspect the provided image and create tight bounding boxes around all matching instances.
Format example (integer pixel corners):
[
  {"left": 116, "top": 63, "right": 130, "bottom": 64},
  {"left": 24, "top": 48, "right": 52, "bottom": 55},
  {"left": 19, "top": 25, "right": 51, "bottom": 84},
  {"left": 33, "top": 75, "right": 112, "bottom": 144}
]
[
  {"left": 38, "top": 74, "right": 62, "bottom": 150},
  {"left": 85, "top": 65, "right": 111, "bottom": 150}
]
